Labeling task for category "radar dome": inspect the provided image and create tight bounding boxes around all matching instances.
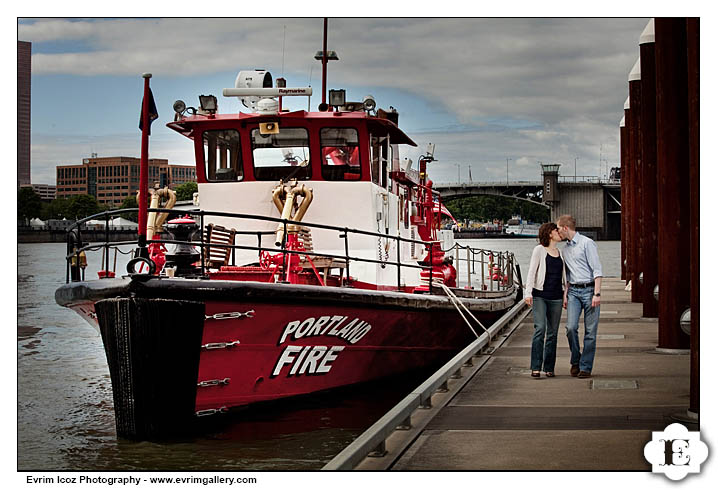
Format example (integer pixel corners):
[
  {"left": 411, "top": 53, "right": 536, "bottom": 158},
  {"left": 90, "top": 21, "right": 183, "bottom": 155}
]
[{"left": 235, "top": 70, "right": 273, "bottom": 111}]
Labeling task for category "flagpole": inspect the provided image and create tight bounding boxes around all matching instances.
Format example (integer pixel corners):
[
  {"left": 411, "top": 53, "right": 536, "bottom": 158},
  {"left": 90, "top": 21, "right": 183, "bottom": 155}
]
[{"left": 137, "top": 73, "right": 152, "bottom": 253}]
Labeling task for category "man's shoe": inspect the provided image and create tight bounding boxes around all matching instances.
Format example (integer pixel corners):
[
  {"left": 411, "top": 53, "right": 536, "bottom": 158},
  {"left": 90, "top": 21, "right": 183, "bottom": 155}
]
[
  {"left": 570, "top": 365, "right": 580, "bottom": 377},
  {"left": 577, "top": 371, "right": 592, "bottom": 378}
]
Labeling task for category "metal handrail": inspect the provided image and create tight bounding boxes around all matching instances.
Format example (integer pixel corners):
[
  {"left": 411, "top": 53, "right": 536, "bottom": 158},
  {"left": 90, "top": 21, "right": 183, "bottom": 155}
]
[
  {"left": 444, "top": 243, "right": 516, "bottom": 292},
  {"left": 63, "top": 208, "right": 517, "bottom": 292},
  {"left": 322, "top": 299, "right": 529, "bottom": 470}
]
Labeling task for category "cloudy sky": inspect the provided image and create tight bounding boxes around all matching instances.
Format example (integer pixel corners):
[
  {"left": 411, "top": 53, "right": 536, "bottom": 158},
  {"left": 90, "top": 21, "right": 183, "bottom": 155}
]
[{"left": 19, "top": 16, "right": 650, "bottom": 185}]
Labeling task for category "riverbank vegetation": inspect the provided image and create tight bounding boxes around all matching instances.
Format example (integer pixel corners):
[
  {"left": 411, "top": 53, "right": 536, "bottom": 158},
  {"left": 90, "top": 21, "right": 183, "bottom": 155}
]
[
  {"left": 18, "top": 182, "right": 198, "bottom": 223},
  {"left": 444, "top": 195, "right": 550, "bottom": 223}
]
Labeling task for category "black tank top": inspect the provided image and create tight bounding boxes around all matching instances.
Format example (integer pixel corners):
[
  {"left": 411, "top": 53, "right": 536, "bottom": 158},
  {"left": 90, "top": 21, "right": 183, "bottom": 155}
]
[{"left": 532, "top": 253, "right": 563, "bottom": 300}]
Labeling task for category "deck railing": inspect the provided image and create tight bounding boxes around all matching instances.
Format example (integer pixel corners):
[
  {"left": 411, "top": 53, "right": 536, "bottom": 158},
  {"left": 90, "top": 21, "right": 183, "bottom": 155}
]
[{"left": 63, "top": 208, "right": 518, "bottom": 295}]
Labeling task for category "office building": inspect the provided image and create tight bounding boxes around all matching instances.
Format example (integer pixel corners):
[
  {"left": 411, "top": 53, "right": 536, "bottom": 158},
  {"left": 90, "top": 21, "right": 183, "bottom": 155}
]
[
  {"left": 23, "top": 183, "right": 57, "bottom": 202},
  {"left": 56, "top": 156, "right": 196, "bottom": 208}
]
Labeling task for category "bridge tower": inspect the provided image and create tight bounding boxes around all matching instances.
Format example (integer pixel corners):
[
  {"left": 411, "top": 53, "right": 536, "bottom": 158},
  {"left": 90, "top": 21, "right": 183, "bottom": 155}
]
[{"left": 541, "top": 163, "right": 561, "bottom": 206}]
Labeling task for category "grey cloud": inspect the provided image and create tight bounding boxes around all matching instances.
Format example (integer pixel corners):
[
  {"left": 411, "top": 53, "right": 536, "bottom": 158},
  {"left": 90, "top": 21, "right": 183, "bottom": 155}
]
[{"left": 24, "top": 17, "right": 648, "bottom": 183}]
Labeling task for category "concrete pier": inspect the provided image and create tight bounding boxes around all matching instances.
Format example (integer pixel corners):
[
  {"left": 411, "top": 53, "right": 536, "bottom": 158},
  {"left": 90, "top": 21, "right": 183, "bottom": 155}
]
[{"left": 356, "top": 277, "right": 692, "bottom": 471}]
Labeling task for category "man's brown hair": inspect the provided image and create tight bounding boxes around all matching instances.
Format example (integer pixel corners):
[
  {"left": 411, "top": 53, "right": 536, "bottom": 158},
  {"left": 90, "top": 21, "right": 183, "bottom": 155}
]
[{"left": 557, "top": 215, "right": 576, "bottom": 230}]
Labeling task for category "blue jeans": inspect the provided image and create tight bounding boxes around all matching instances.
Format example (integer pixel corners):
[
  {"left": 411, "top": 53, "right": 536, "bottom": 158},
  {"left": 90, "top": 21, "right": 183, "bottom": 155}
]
[
  {"left": 530, "top": 296, "right": 563, "bottom": 372},
  {"left": 566, "top": 286, "right": 600, "bottom": 372}
]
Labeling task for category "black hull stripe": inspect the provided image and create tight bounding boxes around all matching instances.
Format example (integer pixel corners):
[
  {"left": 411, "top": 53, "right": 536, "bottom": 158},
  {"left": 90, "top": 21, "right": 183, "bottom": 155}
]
[{"left": 57, "top": 277, "right": 517, "bottom": 312}]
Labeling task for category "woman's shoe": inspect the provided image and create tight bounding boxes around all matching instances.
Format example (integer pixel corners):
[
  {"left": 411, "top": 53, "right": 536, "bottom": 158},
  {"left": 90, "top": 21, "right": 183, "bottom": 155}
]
[
  {"left": 545, "top": 372, "right": 555, "bottom": 378},
  {"left": 531, "top": 370, "right": 541, "bottom": 378}
]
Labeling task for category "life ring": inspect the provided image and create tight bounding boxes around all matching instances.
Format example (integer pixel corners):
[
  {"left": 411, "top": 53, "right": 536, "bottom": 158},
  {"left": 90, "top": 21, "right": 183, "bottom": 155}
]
[{"left": 126, "top": 257, "right": 156, "bottom": 275}]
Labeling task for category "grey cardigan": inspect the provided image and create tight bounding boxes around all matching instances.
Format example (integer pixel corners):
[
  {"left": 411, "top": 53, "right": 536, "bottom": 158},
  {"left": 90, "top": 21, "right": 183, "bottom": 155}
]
[{"left": 524, "top": 244, "right": 566, "bottom": 298}]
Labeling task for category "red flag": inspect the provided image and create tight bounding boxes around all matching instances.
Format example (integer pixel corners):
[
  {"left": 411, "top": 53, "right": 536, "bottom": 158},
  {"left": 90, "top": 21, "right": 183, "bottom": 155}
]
[{"left": 433, "top": 201, "right": 458, "bottom": 225}]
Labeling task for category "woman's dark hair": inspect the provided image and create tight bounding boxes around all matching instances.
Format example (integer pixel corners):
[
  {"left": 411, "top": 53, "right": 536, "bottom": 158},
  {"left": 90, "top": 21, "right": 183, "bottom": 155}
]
[{"left": 538, "top": 222, "right": 558, "bottom": 247}]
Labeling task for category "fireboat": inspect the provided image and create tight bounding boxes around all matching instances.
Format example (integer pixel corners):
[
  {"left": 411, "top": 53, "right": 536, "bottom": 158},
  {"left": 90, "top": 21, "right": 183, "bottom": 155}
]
[{"left": 55, "top": 21, "right": 522, "bottom": 440}]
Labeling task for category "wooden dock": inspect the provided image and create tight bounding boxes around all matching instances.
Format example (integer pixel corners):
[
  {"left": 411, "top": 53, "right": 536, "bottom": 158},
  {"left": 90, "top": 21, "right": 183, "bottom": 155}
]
[{"left": 354, "top": 277, "right": 693, "bottom": 471}]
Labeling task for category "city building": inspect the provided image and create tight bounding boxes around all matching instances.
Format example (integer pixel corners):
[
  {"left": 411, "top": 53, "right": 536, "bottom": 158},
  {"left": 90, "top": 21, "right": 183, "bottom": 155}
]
[
  {"left": 56, "top": 156, "right": 196, "bottom": 208},
  {"left": 18, "top": 41, "right": 31, "bottom": 188},
  {"left": 23, "top": 183, "right": 57, "bottom": 202}
]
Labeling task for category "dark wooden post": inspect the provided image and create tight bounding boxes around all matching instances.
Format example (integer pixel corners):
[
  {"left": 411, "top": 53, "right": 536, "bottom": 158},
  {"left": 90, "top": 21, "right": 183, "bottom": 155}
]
[
  {"left": 628, "top": 58, "right": 643, "bottom": 304},
  {"left": 620, "top": 113, "right": 627, "bottom": 282},
  {"left": 623, "top": 96, "right": 632, "bottom": 287},
  {"left": 655, "top": 18, "right": 690, "bottom": 350},
  {"left": 640, "top": 21, "right": 659, "bottom": 318},
  {"left": 685, "top": 17, "right": 699, "bottom": 417}
]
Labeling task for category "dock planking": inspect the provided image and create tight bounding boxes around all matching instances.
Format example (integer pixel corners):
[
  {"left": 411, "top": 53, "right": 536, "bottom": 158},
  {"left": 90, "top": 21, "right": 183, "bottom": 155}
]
[{"left": 357, "top": 277, "right": 692, "bottom": 471}]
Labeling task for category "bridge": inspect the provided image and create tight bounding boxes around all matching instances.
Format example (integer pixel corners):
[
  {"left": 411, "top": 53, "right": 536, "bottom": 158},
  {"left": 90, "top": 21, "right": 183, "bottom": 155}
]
[
  {"left": 433, "top": 180, "right": 546, "bottom": 207},
  {"left": 433, "top": 172, "right": 621, "bottom": 240}
]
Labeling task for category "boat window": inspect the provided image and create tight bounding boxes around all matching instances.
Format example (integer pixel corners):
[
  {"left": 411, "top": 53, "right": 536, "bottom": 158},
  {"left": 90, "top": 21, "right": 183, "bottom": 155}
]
[
  {"left": 320, "top": 128, "right": 361, "bottom": 181},
  {"left": 203, "top": 129, "right": 243, "bottom": 182},
  {"left": 251, "top": 127, "right": 311, "bottom": 180},
  {"left": 370, "top": 134, "right": 391, "bottom": 189}
]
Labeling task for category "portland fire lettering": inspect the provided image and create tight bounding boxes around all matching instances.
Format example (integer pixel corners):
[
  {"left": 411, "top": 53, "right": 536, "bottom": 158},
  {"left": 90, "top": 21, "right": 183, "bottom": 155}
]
[
  {"left": 272, "top": 345, "right": 345, "bottom": 377},
  {"left": 271, "top": 316, "right": 372, "bottom": 377},
  {"left": 277, "top": 315, "right": 371, "bottom": 345}
]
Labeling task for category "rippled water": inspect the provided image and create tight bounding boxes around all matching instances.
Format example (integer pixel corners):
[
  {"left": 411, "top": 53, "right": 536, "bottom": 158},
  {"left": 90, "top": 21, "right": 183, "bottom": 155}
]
[{"left": 17, "top": 239, "right": 620, "bottom": 471}]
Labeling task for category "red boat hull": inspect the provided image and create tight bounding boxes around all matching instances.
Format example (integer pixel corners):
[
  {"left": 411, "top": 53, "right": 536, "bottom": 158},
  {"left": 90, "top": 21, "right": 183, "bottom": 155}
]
[
  {"left": 196, "top": 300, "right": 480, "bottom": 411},
  {"left": 57, "top": 277, "right": 516, "bottom": 438}
]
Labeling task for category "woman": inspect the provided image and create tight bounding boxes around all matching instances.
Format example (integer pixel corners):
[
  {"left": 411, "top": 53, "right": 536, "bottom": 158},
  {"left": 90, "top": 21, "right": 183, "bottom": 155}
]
[{"left": 524, "top": 222, "right": 566, "bottom": 378}]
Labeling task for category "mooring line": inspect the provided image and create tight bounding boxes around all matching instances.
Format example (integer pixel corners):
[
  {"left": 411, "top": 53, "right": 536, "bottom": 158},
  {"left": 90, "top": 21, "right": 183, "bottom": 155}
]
[{"left": 439, "top": 283, "right": 490, "bottom": 342}]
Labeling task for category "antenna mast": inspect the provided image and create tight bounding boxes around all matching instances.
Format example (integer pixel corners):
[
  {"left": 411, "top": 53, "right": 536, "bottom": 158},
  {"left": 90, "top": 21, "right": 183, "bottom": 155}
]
[
  {"left": 321, "top": 18, "right": 328, "bottom": 107},
  {"left": 313, "top": 18, "right": 338, "bottom": 110}
]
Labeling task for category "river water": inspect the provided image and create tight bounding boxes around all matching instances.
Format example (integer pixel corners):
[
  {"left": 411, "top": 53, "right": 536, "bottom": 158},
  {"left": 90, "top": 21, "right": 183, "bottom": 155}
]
[{"left": 17, "top": 239, "right": 620, "bottom": 471}]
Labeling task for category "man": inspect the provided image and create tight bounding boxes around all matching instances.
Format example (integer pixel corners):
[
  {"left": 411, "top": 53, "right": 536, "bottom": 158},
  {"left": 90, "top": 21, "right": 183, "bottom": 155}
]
[{"left": 557, "top": 215, "right": 603, "bottom": 378}]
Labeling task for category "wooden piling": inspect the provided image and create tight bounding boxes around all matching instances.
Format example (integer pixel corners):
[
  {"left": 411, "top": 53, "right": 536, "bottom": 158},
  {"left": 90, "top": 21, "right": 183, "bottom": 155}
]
[
  {"left": 639, "top": 21, "right": 659, "bottom": 318},
  {"left": 654, "top": 18, "right": 690, "bottom": 349},
  {"left": 628, "top": 58, "right": 643, "bottom": 304},
  {"left": 623, "top": 97, "right": 632, "bottom": 288},
  {"left": 620, "top": 114, "right": 627, "bottom": 282},
  {"left": 685, "top": 17, "right": 699, "bottom": 415}
]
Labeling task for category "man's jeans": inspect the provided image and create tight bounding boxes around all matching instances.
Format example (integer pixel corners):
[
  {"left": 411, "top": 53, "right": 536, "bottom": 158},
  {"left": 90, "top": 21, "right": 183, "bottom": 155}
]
[
  {"left": 530, "top": 296, "right": 563, "bottom": 372},
  {"left": 566, "top": 286, "right": 600, "bottom": 372}
]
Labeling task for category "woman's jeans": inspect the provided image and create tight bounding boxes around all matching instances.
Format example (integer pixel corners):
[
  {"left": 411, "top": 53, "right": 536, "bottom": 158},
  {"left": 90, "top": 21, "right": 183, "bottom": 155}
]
[
  {"left": 530, "top": 296, "right": 563, "bottom": 372},
  {"left": 566, "top": 286, "right": 600, "bottom": 372}
]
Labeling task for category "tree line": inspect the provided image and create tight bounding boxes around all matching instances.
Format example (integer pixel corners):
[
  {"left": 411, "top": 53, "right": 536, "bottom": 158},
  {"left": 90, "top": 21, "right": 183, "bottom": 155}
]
[
  {"left": 19, "top": 184, "right": 547, "bottom": 225},
  {"left": 18, "top": 182, "right": 198, "bottom": 223},
  {"left": 443, "top": 195, "right": 550, "bottom": 224}
]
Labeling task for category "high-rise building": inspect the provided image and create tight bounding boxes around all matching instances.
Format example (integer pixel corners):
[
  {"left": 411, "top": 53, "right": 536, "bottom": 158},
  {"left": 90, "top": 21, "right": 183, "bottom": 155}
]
[
  {"left": 18, "top": 41, "right": 31, "bottom": 188},
  {"left": 56, "top": 156, "right": 196, "bottom": 208}
]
